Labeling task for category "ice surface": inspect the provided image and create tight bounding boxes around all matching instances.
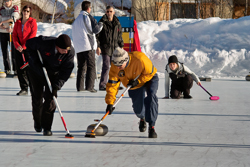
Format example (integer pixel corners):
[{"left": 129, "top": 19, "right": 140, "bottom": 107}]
[{"left": 0, "top": 77, "right": 250, "bottom": 166}]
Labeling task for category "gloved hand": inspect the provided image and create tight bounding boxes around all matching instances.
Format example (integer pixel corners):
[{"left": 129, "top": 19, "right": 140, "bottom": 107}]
[
  {"left": 52, "top": 86, "right": 58, "bottom": 97},
  {"left": 127, "top": 79, "right": 139, "bottom": 88},
  {"left": 106, "top": 104, "right": 115, "bottom": 115}
]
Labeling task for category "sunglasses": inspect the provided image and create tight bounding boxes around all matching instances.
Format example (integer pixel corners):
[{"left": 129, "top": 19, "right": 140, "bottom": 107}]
[
  {"left": 23, "top": 10, "right": 30, "bottom": 13},
  {"left": 106, "top": 11, "right": 113, "bottom": 13}
]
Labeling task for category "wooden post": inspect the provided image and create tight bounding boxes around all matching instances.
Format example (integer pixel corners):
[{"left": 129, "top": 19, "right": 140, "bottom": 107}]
[
  {"left": 51, "top": 0, "right": 58, "bottom": 24},
  {"left": 245, "top": 0, "right": 248, "bottom": 16}
]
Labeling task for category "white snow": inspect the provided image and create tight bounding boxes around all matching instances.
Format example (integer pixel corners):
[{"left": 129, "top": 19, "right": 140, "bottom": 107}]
[
  {"left": 1, "top": 17, "right": 250, "bottom": 78},
  {"left": 0, "top": 77, "right": 250, "bottom": 166}
]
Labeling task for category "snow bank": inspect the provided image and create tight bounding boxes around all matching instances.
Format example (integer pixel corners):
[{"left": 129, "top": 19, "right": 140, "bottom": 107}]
[
  {"left": 138, "top": 17, "right": 250, "bottom": 78},
  {"left": 1, "top": 17, "right": 250, "bottom": 79}
]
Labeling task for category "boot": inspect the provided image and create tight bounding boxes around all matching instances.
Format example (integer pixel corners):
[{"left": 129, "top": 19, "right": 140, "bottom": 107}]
[
  {"left": 34, "top": 121, "right": 42, "bottom": 132},
  {"left": 87, "top": 89, "right": 97, "bottom": 93},
  {"left": 139, "top": 118, "right": 146, "bottom": 132},
  {"left": 16, "top": 90, "right": 28, "bottom": 96},
  {"left": 99, "top": 86, "right": 106, "bottom": 91},
  {"left": 148, "top": 126, "right": 157, "bottom": 138},
  {"left": 183, "top": 94, "right": 192, "bottom": 99},
  {"left": 43, "top": 130, "right": 53, "bottom": 136}
]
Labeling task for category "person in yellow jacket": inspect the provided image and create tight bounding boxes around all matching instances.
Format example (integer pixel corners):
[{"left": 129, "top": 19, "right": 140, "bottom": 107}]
[{"left": 105, "top": 47, "right": 159, "bottom": 138}]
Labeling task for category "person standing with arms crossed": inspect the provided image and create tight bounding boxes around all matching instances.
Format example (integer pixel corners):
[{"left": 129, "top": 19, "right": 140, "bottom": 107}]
[
  {"left": 72, "top": 1, "right": 103, "bottom": 92},
  {"left": 96, "top": 6, "right": 124, "bottom": 91},
  {"left": 13, "top": 5, "right": 37, "bottom": 95},
  {"left": 0, "top": 0, "right": 19, "bottom": 75}
]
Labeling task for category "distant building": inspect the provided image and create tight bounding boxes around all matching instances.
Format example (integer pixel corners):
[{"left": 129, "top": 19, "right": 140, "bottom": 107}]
[{"left": 132, "top": 0, "right": 250, "bottom": 22}]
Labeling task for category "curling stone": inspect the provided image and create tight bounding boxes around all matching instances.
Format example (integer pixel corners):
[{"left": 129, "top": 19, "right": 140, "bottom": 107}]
[
  {"left": 86, "top": 124, "right": 108, "bottom": 136},
  {"left": 70, "top": 72, "right": 75, "bottom": 78},
  {"left": 0, "top": 71, "right": 7, "bottom": 78},
  {"left": 246, "top": 73, "right": 250, "bottom": 81}
]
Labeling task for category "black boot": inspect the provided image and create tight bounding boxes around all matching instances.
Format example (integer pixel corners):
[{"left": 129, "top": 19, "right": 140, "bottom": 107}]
[
  {"left": 148, "top": 126, "right": 157, "bottom": 138},
  {"left": 16, "top": 90, "right": 28, "bottom": 96},
  {"left": 183, "top": 94, "right": 192, "bottom": 99},
  {"left": 139, "top": 118, "right": 146, "bottom": 132},
  {"left": 34, "top": 121, "right": 42, "bottom": 132},
  {"left": 43, "top": 130, "right": 53, "bottom": 136}
]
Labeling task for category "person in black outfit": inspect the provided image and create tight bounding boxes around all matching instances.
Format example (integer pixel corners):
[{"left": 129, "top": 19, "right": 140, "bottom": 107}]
[
  {"left": 96, "top": 6, "right": 124, "bottom": 91},
  {"left": 26, "top": 34, "right": 75, "bottom": 136}
]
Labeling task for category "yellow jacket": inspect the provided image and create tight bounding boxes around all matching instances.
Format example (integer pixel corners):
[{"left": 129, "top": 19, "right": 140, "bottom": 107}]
[{"left": 105, "top": 51, "right": 157, "bottom": 105}]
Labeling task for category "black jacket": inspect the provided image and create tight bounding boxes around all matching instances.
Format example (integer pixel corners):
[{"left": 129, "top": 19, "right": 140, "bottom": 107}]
[
  {"left": 96, "top": 15, "right": 124, "bottom": 56},
  {"left": 26, "top": 36, "right": 75, "bottom": 90}
]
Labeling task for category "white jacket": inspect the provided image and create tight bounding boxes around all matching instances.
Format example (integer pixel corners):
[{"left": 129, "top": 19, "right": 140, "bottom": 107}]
[
  {"left": 72, "top": 11, "right": 103, "bottom": 53},
  {"left": 165, "top": 62, "right": 200, "bottom": 97}
]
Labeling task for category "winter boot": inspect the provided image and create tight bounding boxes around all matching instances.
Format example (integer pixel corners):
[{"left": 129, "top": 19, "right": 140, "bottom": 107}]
[
  {"left": 148, "top": 126, "right": 157, "bottom": 138},
  {"left": 16, "top": 90, "right": 28, "bottom": 96},
  {"left": 34, "top": 121, "right": 42, "bottom": 132},
  {"left": 183, "top": 94, "right": 192, "bottom": 99},
  {"left": 139, "top": 118, "right": 146, "bottom": 132},
  {"left": 43, "top": 130, "right": 52, "bottom": 136}
]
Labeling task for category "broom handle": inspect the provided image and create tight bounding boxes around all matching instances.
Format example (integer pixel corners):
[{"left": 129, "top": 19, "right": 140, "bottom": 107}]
[
  {"left": 22, "top": 52, "right": 26, "bottom": 63},
  {"left": 37, "top": 50, "right": 71, "bottom": 134},
  {"left": 200, "top": 85, "right": 213, "bottom": 97},
  {"left": 91, "top": 74, "right": 140, "bottom": 133}
]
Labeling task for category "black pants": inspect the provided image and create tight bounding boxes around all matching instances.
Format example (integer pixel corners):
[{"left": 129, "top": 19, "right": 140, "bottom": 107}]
[
  {"left": 28, "top": 69, "right": 56, "bottom": 131},
  {"left": 15, "top": 49, "right": 29, "bottom": 91},
  {"left": 170, "top": 74, "right": 193, "bottom": 99},
  {"left": 76, "top": 50, "right": 96, "bottom": 91},
  {"left": 99, "top": 54, "right": 111, "bottom": 88},
  {"left": 0, "top": 32, "right": 16, "bottom": 71}
]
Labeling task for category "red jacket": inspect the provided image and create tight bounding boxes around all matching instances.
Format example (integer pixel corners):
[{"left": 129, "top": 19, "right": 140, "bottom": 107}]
[{"left": 13, "top": 17, "right": 37, "bottom": 50}]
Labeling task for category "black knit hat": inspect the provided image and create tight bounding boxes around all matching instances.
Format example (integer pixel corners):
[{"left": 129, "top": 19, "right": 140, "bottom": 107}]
[
  {"left": 168, "top": 55, "right": 178, "bottom": 64},
  {"left": 55, "top": 34, "right": 71, "bottom": 50}
]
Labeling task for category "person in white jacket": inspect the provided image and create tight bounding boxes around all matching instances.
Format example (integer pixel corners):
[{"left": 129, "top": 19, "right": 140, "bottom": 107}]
[
  {"left": 0, "top": 0, "right": 19, "bottom": 75},
  {"left": 72, "top": 1, "right": 103, "bottom": 92},
  {"left": 164, "top": 55, "right": 201, "bottom": 99}
]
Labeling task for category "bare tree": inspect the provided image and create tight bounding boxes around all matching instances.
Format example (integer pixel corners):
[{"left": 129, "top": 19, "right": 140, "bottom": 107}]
[{"left": 132, "top": 0, "right": 168, "bottom": 21}]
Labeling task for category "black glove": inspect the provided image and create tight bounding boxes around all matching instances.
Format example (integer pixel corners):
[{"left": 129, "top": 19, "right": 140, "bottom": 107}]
[
  {"left": 52, "top": 86, "right": 58, "bottom": 97},
  {"left": 106, "top": 104, "right": 115, "bottom": 115},
  {"left": 127, "top": 79, "right": 139, "bottom": 88}
]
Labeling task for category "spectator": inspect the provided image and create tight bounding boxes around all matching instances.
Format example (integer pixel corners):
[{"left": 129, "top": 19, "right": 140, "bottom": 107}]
[
  {"left": 96, "top": 6, "right": 124, "bottom": 91},
  {"left": 13, "top": 5, "right": 37, "bottom": 95},
  {"left": 72, "top": 1, "right": 103, "bottom": 92},
  {"left": 0, "top": 0, "right": 19, "bottom": 75}
]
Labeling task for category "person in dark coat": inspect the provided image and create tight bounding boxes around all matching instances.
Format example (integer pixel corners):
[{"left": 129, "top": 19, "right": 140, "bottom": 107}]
[
  {"left": 26, "top": 34, "right": 75, "bottom": 136},
  {"left": 96, "top": 6, "right": 124, "bottom": 91}
]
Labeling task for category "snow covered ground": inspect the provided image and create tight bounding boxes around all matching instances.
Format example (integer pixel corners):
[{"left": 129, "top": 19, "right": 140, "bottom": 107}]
[
  {"left": 0, "top": 77, "right": 250, "bottom": 166},
  {"left": 1, "top": 17, "right": 250, "bottom": 78}
]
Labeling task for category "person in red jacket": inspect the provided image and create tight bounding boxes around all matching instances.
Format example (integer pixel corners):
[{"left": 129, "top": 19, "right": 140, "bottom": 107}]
[{"left": 13, "top": 5, "right": 37, "bottom": 95}]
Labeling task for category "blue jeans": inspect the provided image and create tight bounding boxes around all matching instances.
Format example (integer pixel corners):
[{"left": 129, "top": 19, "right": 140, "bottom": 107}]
[{"left": 128, "top": 73, "right": 159, "bottom": 126}]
